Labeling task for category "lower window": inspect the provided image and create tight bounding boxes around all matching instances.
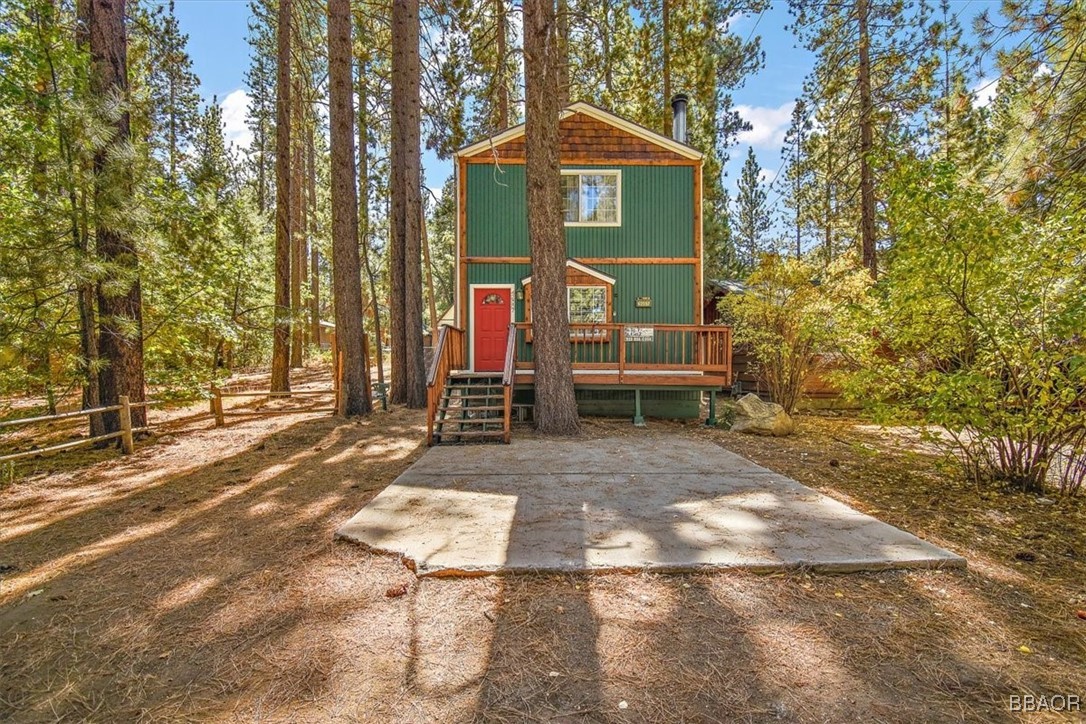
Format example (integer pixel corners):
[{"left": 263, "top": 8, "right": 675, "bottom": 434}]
[{"left": 568, "top": 286, "right": 607, "bottom": 324}]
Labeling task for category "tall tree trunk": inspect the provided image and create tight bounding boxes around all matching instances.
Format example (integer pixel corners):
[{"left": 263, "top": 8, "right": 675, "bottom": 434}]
[
  {"left": 389, "top": 0, "right": 426, "bottom": 408},
  {"left": 307, "top": 127, "right": 320, "bottom": 344},
  {"left": 271, "top": 0, "right": 292, "bottom": 392},
  {"left": 290, "top": 76, "right": 305, "bottom": 368},
  {"left": 857, "top": 0, "right": 877, "bottom": 279},
  {"left": 328, "top": 0, "right": 372, "bottom": 416},
  {"left": 88, "top": 0, "right": 146, "bottom": 433},
  {"left": 556, "top": 0, "right": 570, "bottom": 107},
  {"left": 494, "top": 0, "right": 509, "bottom": 129},
  {"left": 524, "top": 0, "right": 580, "bottom": 435},
  {"left": 357, "top": 59, "right": 386, "bottom": 394},
  {"left": 257, "top": 121, "right": 266, "bottom": 213}
]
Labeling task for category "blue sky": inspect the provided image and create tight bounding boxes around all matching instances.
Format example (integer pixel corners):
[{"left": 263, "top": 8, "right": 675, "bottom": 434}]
[{"left": 172, "top": 0, "right": 1001, "bottom": 210}]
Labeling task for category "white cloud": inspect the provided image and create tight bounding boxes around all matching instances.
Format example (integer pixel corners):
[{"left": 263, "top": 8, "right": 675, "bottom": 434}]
[
  {"left": 736, "top": 102, "right": 795, "bottom": 149},
  {"left": 971, "top": 77, "right": 999, "bottom": 109},
  {"left": 220, "top": 89, "right": 253, "bottom": 151},
  {"left": 758, "top": 168, "right": 777, "bottom": 185}
]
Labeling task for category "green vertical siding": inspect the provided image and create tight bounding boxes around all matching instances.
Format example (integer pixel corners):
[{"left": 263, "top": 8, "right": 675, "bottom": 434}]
[
  {"left": 466, "top": 165, "right": 529, "bottom": 257},
  {"left": 593, "top": 264, "right": 694, "bottom": 324},
  {"left": 466, "top": 164, "right": 694, "bottom": 258}
]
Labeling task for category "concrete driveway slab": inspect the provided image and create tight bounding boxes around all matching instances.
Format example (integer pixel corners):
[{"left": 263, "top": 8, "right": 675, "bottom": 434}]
[{"left": 336, "top": 435, "right": 965, "bottom": 576}]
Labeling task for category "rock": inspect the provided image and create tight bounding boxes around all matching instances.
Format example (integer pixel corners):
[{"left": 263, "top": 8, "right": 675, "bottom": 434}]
[{"left": 730, "top": 393, "right": 794, "bottom": 437}]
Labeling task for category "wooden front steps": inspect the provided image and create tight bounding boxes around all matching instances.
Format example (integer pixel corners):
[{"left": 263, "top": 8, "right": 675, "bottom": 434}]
[{"left": 432, "top": 373, "right": 510, "bottom": 445}]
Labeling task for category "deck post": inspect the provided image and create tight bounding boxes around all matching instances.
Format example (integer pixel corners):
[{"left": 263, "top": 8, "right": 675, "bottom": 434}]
[
  {"left": 705, "top": 390, "right": 718, "bottom": 427},
  {"left": 633, "top": 389, "right": 646, "bottom": 427}
]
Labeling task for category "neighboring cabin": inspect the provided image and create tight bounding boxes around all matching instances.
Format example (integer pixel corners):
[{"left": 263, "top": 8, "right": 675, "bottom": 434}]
[{"left": 429, "top": 98, "right": 732, "bottom": 442}]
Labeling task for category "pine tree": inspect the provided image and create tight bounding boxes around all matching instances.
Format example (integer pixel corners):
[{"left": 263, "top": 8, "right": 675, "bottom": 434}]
[
  {"left": 88, "top": 0, "right": 147, "bottom": 431},
  {"left": 328, "top": 0, "right": 372, "bottom": 416},
  {"left": 389, "top": 0, "right": 426, "bottom": 408},
  {"left": 246, "top": 0, "right": 277, "bottom": 213},
  {"left": 271, "top": 0, "right": 292, "bottom": 393},
  {"left": 524, "top": 0, "right": 580, "bottom": 435},
  {"left": 734, "top": 146, "right": 771, "bottom": 271},
  {"left": 789, "top": 0, "right": 940, "bottom": 278}
]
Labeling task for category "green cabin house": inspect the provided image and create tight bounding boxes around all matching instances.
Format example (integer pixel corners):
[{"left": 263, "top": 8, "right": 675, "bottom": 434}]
[{"left": 426, "top": 99, "right": 732, "bottom": 444}]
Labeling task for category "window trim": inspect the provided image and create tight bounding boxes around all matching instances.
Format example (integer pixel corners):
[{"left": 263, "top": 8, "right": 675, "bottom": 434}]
[{"left": 560, "top": 169, "right": 622, "bottom": 227}]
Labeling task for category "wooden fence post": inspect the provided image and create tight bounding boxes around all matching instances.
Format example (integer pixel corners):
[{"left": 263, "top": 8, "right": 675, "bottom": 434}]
[
  {"left": 211, "top": 385, "right": 225, "bottom": 427},
  {"left": 335, "top": 346, "right": 347, "bottom": 417},
  {"left": 119, "top": 395, "right": 135, "bottom": 454}
]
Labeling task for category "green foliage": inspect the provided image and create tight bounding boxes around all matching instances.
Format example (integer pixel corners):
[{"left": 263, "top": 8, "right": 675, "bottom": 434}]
[
  {"left": 721, "top": 253, "right": 869, "bottom": 415},
  {"left": 0, "top": 0, "right": 274, "bottom": 405},
  {"left": 844, "top": 159, "right": 1086, "bottom": 495}
]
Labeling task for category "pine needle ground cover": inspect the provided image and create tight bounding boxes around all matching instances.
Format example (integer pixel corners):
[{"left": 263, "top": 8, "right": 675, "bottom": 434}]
[{"left": 0, "top": 379, "right": 1083, "bottom": 721}]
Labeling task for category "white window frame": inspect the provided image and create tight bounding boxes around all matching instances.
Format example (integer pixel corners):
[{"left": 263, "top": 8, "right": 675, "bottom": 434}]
[{"left": 560, "top": 170, "right": 622, "bottom": 227}]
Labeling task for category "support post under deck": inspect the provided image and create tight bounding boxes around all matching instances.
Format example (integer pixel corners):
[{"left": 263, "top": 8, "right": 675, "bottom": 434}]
[
  {"left": 633, "top": 389, "right": 646, "bottom": 427},
  {"left": 705, "top": 390, "right": 718, "bottom": 427}
]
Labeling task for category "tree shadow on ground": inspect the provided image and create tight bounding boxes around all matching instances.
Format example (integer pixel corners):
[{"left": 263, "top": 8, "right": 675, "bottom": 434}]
[
  {"left": 0, "top": 407, "right": 432, "bottom": 720},
  {"left": 1, "top": 414, "right": 1083, "bottom": 721},
  {"left": 466, "top": 483, "right": 1040, "bottom": 723}
]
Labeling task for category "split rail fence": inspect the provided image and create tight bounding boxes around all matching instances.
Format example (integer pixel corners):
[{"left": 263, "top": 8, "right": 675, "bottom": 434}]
[
  {"left": 210, "top": 347, "right": 345, "bottom": 426},
  {"left": 0, "top": 396, "right": 151, "bottom": 464}
]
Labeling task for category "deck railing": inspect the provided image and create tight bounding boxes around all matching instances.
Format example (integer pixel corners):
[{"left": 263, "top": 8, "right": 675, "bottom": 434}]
[
  {"left": 501, "top": 323, "right": 516, "bottom": 443},
  {"left": 512, "top": 323, "right": 731, "bottom": 380},
  {"left": 426, "top": 325, "right": 466, "bottom": 445}
]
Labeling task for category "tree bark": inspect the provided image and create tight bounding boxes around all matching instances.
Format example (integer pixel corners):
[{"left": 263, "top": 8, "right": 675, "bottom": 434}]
[
  {"left": 290, "top": 76, "right": 305, "bottom": 368},
  {"left": 87, "top": 0, "right": 146, "bottom": 433},
  {"left": 271, "top": 0, "right": 292, "bottom": 392},
  {"left": 857, "top": 0, "right": 877, "bottom": 279},
  {"left": 556, "top": 0, "right": 570, "bottom": 107},
  {"left": 389, "top": 0, "right": 426, "bottom": 408},
  {"left": 307, "top": 127, "right": 320, "bottom": 344},
  {"left": 328, "top": 0, "right": 372, "bottom": 416},
  {"left": 524, "top": 0, "right": 580, "bottom": 435},
  {"left": 494, "top": 0, "right": 509, "bottom": 129}
]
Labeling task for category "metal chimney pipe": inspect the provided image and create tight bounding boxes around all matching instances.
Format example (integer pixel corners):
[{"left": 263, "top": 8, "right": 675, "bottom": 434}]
[{"left": 671, "top": 93, "right": 688, "bottom": 144}]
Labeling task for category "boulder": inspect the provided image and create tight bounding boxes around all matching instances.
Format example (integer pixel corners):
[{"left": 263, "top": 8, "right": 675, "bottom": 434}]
[{"left": 730, "top": 393, "right": 794, "bottom": 437}]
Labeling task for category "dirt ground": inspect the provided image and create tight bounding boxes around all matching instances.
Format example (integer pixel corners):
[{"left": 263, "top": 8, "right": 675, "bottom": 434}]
[{"left": 1, "top": 374, "right": 1084, "bottom": 722}]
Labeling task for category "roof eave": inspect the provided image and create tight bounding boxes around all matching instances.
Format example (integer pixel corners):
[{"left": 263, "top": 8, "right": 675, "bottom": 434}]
[{"left": 453, "top": 102, "right": 703, "bottom": 162}]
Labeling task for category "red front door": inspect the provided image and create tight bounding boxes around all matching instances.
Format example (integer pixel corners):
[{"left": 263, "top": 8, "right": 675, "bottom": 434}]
[{"left": 473, "top": 287, "right": 511, "bottom": 371}]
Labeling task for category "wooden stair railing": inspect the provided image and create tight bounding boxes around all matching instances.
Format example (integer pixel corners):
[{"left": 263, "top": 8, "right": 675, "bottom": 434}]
[
  {"left": 501, "top": 323, "right": 516, "bottom": 443},
  {"left": 426, "top": 325, "right": 465, "bottom": 446}
]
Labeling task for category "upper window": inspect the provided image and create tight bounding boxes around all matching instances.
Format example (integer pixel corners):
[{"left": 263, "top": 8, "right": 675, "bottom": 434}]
[{"left": 561, "top": 171, "right": 621, "bottom": 226}]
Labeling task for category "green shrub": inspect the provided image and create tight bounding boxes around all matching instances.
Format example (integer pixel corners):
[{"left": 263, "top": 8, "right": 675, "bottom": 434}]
[
  {"left": 844, "top": 159, "right": 1086, "bottom": 496},
  {"left": 720, "top": 253, "right": 869, "bottom": 415}
]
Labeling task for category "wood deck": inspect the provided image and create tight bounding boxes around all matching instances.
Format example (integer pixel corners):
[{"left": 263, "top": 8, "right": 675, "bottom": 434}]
[
  {"left": 427, "top": 322, "right": 732, "bottom": 443},
  {"left": 511, "top": 322, "right": 732, "bottom": 389}
]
